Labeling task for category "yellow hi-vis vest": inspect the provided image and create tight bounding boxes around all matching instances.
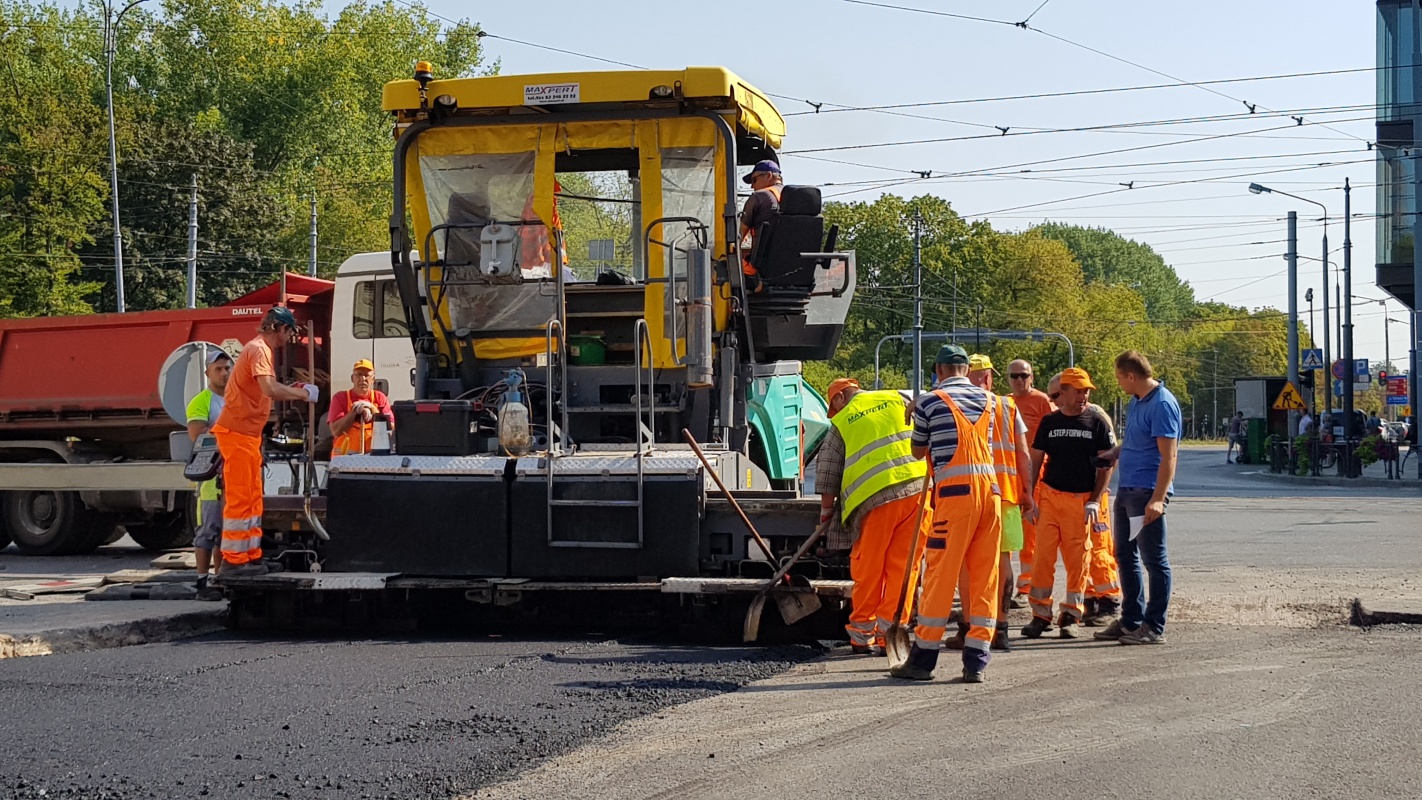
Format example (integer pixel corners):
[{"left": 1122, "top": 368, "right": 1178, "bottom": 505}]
[
  {"left": 990, "top": 394, "right": 1022, "bottom": 505},
  {"left": 831, "top": 390, "right": 927, "bottom": 523}
]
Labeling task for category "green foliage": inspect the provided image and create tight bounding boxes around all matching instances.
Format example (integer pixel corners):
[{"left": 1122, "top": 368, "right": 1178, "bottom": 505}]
[{"left": 0, "top": 0, "right": 489, "bottom": 316}]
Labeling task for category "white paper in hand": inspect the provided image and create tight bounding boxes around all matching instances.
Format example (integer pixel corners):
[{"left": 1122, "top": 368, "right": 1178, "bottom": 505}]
[{"left": 1128, "top": 515, "right": 1146, "bottom": 541}]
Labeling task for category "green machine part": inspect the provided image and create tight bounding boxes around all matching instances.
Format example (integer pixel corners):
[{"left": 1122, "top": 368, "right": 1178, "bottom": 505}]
[{"left": 744, "top": 364, "right": 830, "bottom": 482}]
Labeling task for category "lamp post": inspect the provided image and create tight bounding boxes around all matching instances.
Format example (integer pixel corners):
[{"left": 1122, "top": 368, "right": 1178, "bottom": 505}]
[
  {"left": 103, "top": 0, "right": 148, "bottom": 313},
  {"left": 1306, "top": 287, "right": 1316, "bottom": 410},
  {"left": 1250, "top": 182, "right": 1328, "bottom": 439}
]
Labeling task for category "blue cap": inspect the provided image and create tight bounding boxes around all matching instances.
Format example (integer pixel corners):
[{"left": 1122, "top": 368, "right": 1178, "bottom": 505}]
[
  {"left": 742, "top": 160, "right": 782, "bottom": 184},
  {"left": 265, "top": 306, "right": 298, "bottom": 330}
]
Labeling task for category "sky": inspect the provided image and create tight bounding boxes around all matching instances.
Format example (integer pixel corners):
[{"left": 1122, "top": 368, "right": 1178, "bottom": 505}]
[{"left": 363, "top": 1, "right": 1398, "bottom": 366}]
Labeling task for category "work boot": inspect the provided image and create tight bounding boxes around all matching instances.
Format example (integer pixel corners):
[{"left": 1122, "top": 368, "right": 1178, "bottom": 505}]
[
  {"left": 215, "top": 561, "right": 268, "bottom": 580},
  {"left": 889, "top": 644, "right": 939, "bottom": 681},
  {"left": 1057, "top": 613, "right": 1081, "bottom": 639},
  {"left": 961, "top": 668, "right": 986, "bottom": 683},
  {"left": 1021, "top": 616, "right": 1050, "bottom": 639},
  {"left": 991, "top": 623, "right": 1012, "bottom": 652},
  {"left": 1083, "top": 597, "right": 1099, "bottom": 620},
  {"left": 1084, "top": 598, "right": 1121, "bottom": 627},
  {"left": 1008, "top": 594, "right": 1028, "bottom": 610},
  {"left": 943, "top": 621, "right": 970, "bottom": 651},
  {"left": 1093, "top": 619, "right": 1133, "bottom": 641}
]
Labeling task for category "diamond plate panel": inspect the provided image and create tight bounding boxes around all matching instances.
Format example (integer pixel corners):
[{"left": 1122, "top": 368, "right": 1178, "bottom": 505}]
[{"left": 330, "top": 454, "right": 507, "bottom": 475}]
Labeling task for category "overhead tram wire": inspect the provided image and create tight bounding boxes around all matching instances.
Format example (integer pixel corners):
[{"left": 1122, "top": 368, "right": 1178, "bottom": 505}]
[{"left": 834, "top": 0, "right": 1367, "bottom": 143}]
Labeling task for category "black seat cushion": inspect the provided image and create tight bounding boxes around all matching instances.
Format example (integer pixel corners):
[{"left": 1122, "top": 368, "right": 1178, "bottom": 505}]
[{"left": 750, "top": 185, "right": 824, "bottom": 290}]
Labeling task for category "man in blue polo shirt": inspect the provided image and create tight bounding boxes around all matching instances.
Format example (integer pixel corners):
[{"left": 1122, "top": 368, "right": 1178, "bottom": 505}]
[{"left": 1096, "top": 350, "right": 1180, "bottom": 645}]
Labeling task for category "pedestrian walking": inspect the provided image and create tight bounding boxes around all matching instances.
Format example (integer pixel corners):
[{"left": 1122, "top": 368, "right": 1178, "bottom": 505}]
[
  {"left": 1022, "top": 368, "right": 1114, "bottom": 640},
  {"left": 1096, "top": 350, "right": 1180, "bottom": 645},
  {"left": 816, "top": 378, "right": 931, "bottom": 655},
  {"left": 1226, "top": 411, "right": 1244, "bottom": 463},
  {"left": 890, "top": 345, "right": 1001, "bottom": 683}
]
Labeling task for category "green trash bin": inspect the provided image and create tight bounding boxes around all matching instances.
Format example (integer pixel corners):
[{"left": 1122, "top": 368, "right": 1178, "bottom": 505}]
[{"left": 1244, "top": 418, "right": 1269, "bottom": 465}]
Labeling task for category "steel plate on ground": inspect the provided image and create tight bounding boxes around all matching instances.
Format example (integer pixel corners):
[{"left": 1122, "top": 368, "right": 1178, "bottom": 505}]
[{"left": 660, "top": 577, "right": 853, "bottom": 598}]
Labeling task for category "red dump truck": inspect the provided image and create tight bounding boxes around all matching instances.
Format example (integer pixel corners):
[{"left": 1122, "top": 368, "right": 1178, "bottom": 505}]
[{"left": 0, "top": 275, "right": 335, "bottom": 555}]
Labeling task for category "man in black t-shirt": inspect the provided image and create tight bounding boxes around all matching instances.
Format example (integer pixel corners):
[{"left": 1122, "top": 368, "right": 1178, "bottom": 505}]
[{"left": 1022, "top": 367, "right": 1114, "bottom": 640}]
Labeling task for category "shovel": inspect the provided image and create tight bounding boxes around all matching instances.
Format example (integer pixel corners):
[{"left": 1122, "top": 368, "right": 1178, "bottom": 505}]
[
  {"left": 743, "top": 520, "right": 829, "bottom": 642},
  {"left": 682, "top": 430, "right": 824, "bottom": 638},
  {"left": 885, "top": 471, "right": 934, "bottom": 671}
]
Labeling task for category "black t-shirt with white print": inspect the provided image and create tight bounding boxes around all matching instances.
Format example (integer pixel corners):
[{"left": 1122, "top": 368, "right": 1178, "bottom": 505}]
[{"left": 1032, "top": 409, "right": 1114, "bottom": 494}]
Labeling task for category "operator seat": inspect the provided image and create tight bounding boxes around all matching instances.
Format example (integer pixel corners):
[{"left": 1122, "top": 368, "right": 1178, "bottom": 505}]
[{"left": 747, "top": 185, "right": 838, "bottom": 314}]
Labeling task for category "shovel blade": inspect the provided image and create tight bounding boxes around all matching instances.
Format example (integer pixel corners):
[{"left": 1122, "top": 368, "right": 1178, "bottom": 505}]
[
  {"left": 743, "top": 594, "right": 767, "bottom": 642},
  {"left": 774, "top": 575, "right": 822, "bottom": 626},
  {"left": 885, "top": 623, "right": 913, "bottom": 671}
]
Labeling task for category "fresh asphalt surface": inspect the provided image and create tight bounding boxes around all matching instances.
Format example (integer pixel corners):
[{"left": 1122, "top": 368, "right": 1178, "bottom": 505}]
[{"left": 1, "top": 446, "right": 1417, "bottom": 799}]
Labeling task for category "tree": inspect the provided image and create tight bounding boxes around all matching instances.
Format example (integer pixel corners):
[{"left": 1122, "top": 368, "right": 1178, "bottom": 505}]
[{"left": 1033, "top": 223, "right": 1196, "bottom": 322}]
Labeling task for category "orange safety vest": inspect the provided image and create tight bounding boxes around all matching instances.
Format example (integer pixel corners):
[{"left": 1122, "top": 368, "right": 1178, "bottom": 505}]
[
  {"left": 331, "top": 390, "right": 389, "bottom": 456},
  {"left": 930, "top": 389, "right": 998, "bottom": 507},
  {"left": 990, "top": 394, "right": 1022, "bottom": 506}
]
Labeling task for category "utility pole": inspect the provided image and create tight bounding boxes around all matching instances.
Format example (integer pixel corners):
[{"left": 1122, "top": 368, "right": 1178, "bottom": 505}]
[
  {"left": 186, "top": 174, "right": 198, "bottom": 308},
  {"left": 1213, "top": 349, "right": 1219, "bottom": 438},
  {"left": 308, "top": 193, "right": 319, "bottom": 277},
  {"left": 951, "top": 264, "right": 958, "bottom": 344},
  {"left": 1321, "top": 220, "right": 1331, "bottom": 418},
  {"left": 1341, "top": 179, "right": 1355, "bottom": 475},
  {"left": 1286, "top": 211, "right": 1299, "bottom": 440},
  {"left": 911, "top": 209, "right": 923, "bottom": 397},
  {"left": 104, "top": 4, "right": 124, "bottom": 313}
]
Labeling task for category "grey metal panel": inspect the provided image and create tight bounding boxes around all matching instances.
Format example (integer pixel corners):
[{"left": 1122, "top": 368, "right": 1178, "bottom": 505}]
[
  {"left": 0, "top": 462, "right": 190, "bottom": 491},
  {"left": 329, "top": 454, "right": 507, "bottom": 475},
  {"left": 513, "top": 453, "right": 701, "bottom": 476}
]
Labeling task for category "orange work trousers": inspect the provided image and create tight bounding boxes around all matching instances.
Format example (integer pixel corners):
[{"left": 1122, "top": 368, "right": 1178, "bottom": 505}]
[
  {"left": 1017, "top": 515, "right": 1037, "bottom": 595},
  {"left": 1086, "top": 488, "right": 1122, "bottom": 602},
  {"left": 213, "top": 425, "right": 263, "bottom": 567},
  {"left": 913, "top": 492, "right": 1002, "bottom": 654},
  {"left": 1029, "top": 484, "right": 1092, "bottom": 623},
  {"left": 845, "top": 491, "right": 931, "bottom": 647}
]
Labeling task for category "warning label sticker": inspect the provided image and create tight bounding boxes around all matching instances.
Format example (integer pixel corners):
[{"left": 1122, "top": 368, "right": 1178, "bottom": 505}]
[{"left": 524, "top": 83, "right": 580, "bottom": 105}]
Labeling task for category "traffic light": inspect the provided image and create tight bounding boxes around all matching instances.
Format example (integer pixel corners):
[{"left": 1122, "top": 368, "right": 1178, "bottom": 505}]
[
  {"left": 1299, "top": 370, "right": 1315, "bottom": 391},
  {"left": 1379, "top": 370, "right": 1389, "bottom": 386}
]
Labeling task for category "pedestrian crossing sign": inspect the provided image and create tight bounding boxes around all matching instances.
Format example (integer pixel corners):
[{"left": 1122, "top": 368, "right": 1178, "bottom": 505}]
[
  {"left": 1301, "top": 348, "right": 1324, "bottom": 370},
  {"left": 1273, "top": 381, "right": 1308, "bottom": 411}
]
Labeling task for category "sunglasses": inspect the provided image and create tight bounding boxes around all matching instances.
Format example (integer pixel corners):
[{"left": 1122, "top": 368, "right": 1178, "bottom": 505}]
[{"left": 1008, "top": 372, "right": 1031, "bottom": 380}]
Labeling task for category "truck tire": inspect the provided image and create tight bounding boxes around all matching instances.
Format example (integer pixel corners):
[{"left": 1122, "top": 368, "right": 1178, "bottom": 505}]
[
  {"left": 2, "top": 487, "right": 114, "bottom": 556},
  {"left": 125, "top": 493, "right": 195, "bottom": 551}
]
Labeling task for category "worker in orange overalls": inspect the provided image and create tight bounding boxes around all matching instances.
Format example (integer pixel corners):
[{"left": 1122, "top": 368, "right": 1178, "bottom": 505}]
[
  {"left": 1023, "top": 368, "right": 1115, "bottom": 639},
  {"left": 891, "top": 345, "right": 1001, "bottom": 683},
  {"left": 738, "top": 160, "right": 784, "bottom": 293},
  {"left": 328, "top": 359, "right": 395, "bottom": 456},
  {"left": 211, "top": 307, "right": 317, "bottom": 577},
  {"left": 944, "top": 355, "right": 1035, "bottom": 653},
  {"left": 1045, "top": 372, "right": 1123, "bottom": 626},
  {"left": 816, "top": 378, "right": 931, "bottom": 654},
  {"left": 1007, "top": 359, "right": 1055, "bottom": 604}
]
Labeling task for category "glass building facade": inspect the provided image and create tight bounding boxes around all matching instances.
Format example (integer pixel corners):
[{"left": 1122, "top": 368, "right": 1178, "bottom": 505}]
[{"left": 1378, "top": 0, "right": 1419, "bottom": 309}]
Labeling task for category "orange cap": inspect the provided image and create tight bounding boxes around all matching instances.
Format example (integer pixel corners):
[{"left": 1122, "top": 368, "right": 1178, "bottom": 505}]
[
  {"left": 826, "top": 378, "right": 860, "bottom": 416},
  {"left": 1059, "top": 367, "right": 1096, "bottom": 391}
]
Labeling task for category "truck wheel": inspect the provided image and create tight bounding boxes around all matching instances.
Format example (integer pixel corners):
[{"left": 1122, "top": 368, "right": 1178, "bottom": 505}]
[
  {"left": 2, "top": 488, "right": 113, "bottom": 556},
  {"left": 126, "top": 494, "right": 195, "bottom": 551}
]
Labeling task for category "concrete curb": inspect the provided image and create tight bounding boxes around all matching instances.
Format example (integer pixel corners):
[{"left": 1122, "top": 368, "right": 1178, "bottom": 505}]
[
  {"left": 0, "top": 608, "right": 227, "bottom": 659},
  {"left": 1248, "top": 470, "right": 1422, "bottom": 491}
]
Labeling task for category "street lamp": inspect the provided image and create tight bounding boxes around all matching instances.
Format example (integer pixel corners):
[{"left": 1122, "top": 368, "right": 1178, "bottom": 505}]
[
  {"left": 103, "top": 0, "right": 149, "bottom": 313},
  {"left": 1251, "top": 184, "right": 1325, "bottom": 423}
]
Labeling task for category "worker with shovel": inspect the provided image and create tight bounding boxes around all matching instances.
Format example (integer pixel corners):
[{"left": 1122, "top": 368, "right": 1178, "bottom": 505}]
[
  {"left": 817, "top": 378, "right": 930, "bottom": 655},
  {"left": 891, "top": 345, "right": 1002, "bottom": 683}
]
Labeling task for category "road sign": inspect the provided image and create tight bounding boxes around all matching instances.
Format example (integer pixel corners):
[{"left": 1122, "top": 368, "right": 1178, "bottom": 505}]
[
  {"left": 1332, "top": 360, "right": 1347, "bottom": 380},
  {"left": 1403, "top": 405, "right": 1413, "bottom": 418},
  {"left": 1387, "top": 376, "right": 1409, "bottom": 405},
  {"left": 1301, "top": 349, "right": 1323, "bottom": 369},
  {"left": 1355, "top": 359, "right": 1371, "bottom": 380},
  {"left": 1273, "top": 381, "right": 1308, "bottom": 411}
]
